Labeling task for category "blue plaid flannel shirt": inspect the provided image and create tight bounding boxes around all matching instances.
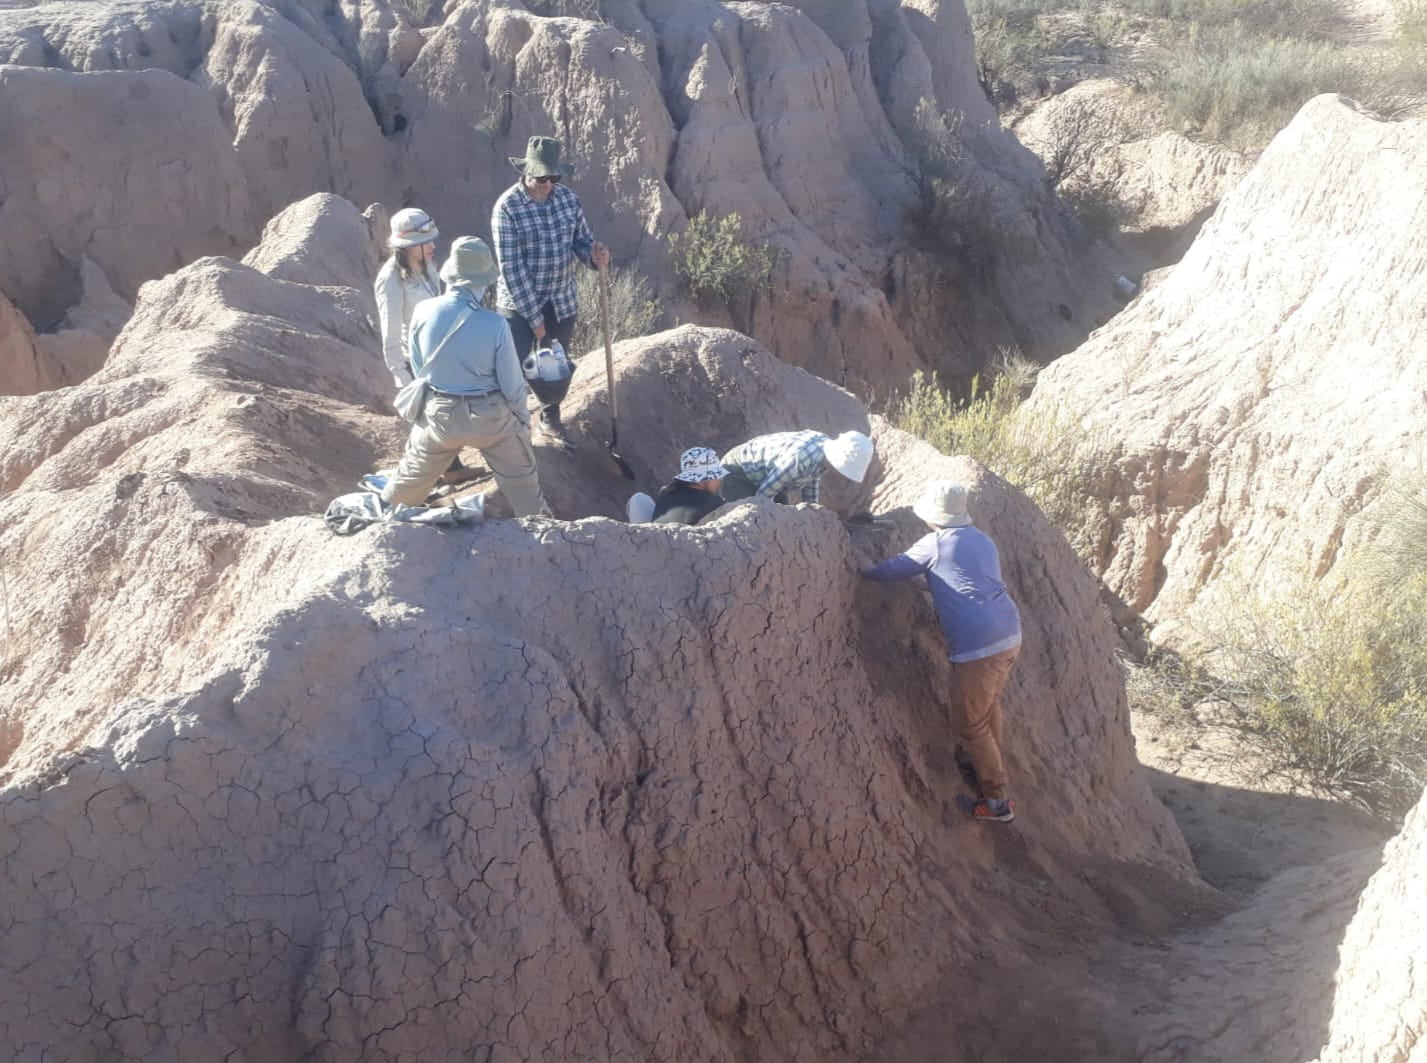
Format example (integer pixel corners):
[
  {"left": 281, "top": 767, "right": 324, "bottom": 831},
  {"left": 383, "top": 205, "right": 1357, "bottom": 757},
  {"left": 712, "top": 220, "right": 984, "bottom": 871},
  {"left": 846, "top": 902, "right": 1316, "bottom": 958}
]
[
  {"left": 721, "top": 431, "right": 829, "bottom": 504},
  {"left": 491, "top": 182, "right": 596, "bottom": 330}
]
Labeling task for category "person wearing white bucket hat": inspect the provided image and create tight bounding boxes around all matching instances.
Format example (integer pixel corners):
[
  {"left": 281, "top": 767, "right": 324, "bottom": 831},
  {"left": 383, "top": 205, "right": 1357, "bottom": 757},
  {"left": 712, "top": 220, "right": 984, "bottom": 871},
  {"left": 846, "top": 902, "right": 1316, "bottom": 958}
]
[
  {"left": 648, "top": 446, "right": 728, "bottom": 525},
  {"left": 719, "top": 430, "right": 873, "bottom": 507},
  {"left": 862, "top": 480, "right": 1023, "bottom": 823},
  {"left": 382, "top": 237, "right": 550, "bottom": 518},
  {"left": 375, "top": 207, "right": 442, "bottom": 388}
]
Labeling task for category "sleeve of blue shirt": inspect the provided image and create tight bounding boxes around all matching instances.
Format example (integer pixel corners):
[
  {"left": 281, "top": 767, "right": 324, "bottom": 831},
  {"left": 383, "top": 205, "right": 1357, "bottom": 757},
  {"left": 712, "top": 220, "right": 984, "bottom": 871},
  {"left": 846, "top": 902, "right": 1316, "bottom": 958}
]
[
  {"left": 862, "top": 532, "right": 938, "bottom": 581},
  {"left": 492, "top": 316, "right": 530, "bottom": 425},
  {"left": 407, "top": 300, "right": 436, "bottom": 376}
]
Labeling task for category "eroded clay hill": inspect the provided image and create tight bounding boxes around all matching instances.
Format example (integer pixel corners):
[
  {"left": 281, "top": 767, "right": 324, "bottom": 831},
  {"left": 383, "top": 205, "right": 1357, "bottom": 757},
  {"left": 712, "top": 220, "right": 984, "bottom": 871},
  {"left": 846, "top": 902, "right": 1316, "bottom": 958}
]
[
  {"left": 1028, "top": 95, "right": 1427, "bottom": 636},
  {"left": 0, "top": 194, "right": 1194, "bottom": 1061},
  {"left": 0, "top": 0, "right": 1119, "bottom": 397},
  {"left": 1312, "top": 788, "right": 1427, "bottom": 1063}
]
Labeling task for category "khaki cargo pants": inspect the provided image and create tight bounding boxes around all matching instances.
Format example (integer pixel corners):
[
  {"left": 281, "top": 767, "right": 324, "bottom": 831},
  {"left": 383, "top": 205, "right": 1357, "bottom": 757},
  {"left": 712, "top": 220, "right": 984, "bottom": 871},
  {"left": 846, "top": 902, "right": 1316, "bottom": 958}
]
[
  {"left": 383, "top": 392, "right": 549, "bottom": 517},
  {"left": 949, "top": 644, "right": 1020, "bottom": 802}
]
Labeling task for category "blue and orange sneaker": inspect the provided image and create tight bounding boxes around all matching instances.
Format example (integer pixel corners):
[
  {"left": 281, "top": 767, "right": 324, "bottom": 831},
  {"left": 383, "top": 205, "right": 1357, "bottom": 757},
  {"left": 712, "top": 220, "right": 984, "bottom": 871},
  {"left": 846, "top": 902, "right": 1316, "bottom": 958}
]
[{"left": 956, "top": 794, "right": 1015, "bottom": 823}]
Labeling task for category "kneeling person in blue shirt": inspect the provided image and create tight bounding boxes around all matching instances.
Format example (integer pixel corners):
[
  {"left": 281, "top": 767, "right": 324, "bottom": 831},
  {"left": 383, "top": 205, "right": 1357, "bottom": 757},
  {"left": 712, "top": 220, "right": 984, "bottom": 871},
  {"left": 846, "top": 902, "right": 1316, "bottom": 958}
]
[{"left": 861, "top": 480, "right": 1023, "bottom": 823}]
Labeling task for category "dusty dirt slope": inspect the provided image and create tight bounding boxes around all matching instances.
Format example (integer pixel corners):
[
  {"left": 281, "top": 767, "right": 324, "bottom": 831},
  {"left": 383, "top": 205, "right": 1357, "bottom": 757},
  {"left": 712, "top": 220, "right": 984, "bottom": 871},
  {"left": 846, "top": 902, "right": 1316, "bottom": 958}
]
[
  {"left": 0, "top": 193, "right": 1195, "bottom": 1061},
  {"left": 1312, "top": 789, "right": 1427, "bottom": 1063},
  {"left": 1026, "top": 94, "right": 1427, "bottom": 637},
  {"left": 0, "top": 0, "right": 1120, "bottom": 395}
]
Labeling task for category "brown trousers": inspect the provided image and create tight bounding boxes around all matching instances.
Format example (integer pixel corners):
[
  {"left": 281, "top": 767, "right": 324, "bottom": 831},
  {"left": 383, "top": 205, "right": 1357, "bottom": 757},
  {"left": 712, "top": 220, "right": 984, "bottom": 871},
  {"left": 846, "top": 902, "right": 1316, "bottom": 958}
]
[
  {"left": 949, "top": 645, "right": 1020, "bottom": 801},
  {"left": 384, "top": 392, "right": 549, "bottom": 517}
]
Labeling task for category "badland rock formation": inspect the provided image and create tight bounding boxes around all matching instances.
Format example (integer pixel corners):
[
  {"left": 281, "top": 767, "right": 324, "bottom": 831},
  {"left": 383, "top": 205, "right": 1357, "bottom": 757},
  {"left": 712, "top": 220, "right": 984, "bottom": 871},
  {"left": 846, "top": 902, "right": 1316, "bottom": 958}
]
[
  {"left": 1014, "top": 79, "right": 1251, "bottom": 263},
  {"left": 0, "top": 0, "right": 1120, "bottom": 397},
  {"left": 1311, "top": 791, "right": 1426, "bottom": 1063},
  {"left": 1027, "top": 94, "right": 1427, "bottom": 638},
  {"left": 0, "top": 192, "right": 1198, "bottom": 1060}
]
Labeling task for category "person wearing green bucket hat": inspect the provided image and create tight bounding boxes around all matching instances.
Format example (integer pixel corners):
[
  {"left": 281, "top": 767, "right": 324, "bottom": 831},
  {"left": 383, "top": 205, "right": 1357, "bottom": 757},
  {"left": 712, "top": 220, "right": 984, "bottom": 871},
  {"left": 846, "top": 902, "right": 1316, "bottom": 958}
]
[
  {"left": 382, "top": 237, "right": 551, "bottom": 518},
  {"left": 491, "top": 136, "right": 612, "bottom": 450}
]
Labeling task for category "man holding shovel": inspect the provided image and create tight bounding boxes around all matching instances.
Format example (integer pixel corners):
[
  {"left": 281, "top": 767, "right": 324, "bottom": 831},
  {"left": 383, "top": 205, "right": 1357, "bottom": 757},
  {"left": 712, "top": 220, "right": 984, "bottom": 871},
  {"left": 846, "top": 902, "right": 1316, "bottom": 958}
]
[{"left": 492, "top": 136, "right": 612, "bottom": 450}]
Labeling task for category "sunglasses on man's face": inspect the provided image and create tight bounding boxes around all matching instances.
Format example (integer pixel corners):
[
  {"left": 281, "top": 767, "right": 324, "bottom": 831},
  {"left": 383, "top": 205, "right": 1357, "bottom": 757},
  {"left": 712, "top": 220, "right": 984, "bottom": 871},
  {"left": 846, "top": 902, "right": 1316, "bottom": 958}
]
[{"left": 531, "top": 175, "right": 562, "bottom": 185}]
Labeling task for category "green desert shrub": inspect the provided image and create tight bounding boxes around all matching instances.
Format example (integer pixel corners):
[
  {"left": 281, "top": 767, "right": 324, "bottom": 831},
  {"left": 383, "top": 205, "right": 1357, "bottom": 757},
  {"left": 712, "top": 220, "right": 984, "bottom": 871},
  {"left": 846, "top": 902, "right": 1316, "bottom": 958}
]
[
  {"left": 667, "top": 211, "right": 780, "bottom": 325},
  {"left": 891, "top": 358, "right": 1105, "bottom": 550},
  {"left": 569, "top": 265, "right": 660, "bottom": 357},
  {"left": 901, "top": 101, "right": 1038, "bottom": 276},
  {"left": 965, "top": 0, "right": 1060, "bottom": 105},
  {"left": 1154, "top": 32, "right": 1361, "bottom": 148},
  {"left": 1184, "top": 573, "right": 1427, "bottom": 818},
  {"left": 524, "top": 0, "right": 601, "bottom": 18},
  {"left": 1397, "top": 0, "right": 1427, "bottom": 50},
  {"left": 1123, "top": 0, "right": 1337, "bottom": 35}
]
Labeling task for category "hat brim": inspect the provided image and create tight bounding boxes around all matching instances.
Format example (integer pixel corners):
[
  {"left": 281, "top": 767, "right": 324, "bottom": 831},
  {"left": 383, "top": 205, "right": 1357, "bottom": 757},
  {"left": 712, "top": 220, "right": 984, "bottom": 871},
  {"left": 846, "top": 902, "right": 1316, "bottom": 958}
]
[
  {"left": 440, "top": 259, "right": 499, "bottom": 290},
  {"left": 675, "top": 465, "right": 727, "bottom": 484},
  {"left": 388, "top": 228, "right": 439, "bottom": 249},
  {"left": 913, "top": 498, "right": 973, "bottom": 528},
  {"left": 509, "top": 157, "right": 578, "bottom": 178}
]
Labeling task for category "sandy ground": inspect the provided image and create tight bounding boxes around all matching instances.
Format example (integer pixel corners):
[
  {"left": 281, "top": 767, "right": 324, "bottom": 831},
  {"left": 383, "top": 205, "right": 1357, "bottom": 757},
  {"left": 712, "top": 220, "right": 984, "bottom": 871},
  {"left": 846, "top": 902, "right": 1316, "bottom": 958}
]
[{"left": 1132, "top": 707, "right": 1391, "bottom": 897}]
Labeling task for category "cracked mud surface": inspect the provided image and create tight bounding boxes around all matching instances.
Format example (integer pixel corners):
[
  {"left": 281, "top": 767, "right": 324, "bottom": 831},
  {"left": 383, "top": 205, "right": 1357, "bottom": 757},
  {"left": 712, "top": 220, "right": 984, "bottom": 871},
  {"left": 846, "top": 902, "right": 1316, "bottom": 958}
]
[{"left": 0, "top": 193, "right": 1204, "bottom": 1061}]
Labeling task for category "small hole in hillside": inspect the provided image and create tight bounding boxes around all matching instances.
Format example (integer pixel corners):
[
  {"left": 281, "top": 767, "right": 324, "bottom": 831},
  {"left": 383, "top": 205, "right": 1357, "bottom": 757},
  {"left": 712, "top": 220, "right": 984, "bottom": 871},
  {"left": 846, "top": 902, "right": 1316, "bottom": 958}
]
[
  {"left": 1057, "top": 303, "right": 1073, "bottom": 321},
  {"left": 391, "top": 113, "right": 408, "bottom": 133}
]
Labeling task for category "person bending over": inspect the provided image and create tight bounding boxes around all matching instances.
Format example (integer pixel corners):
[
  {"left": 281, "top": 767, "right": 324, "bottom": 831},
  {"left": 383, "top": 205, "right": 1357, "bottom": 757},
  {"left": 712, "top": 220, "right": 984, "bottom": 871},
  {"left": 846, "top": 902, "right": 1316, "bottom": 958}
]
[{"left": 720, "top": 430, "right": 873, "bottom": 506}]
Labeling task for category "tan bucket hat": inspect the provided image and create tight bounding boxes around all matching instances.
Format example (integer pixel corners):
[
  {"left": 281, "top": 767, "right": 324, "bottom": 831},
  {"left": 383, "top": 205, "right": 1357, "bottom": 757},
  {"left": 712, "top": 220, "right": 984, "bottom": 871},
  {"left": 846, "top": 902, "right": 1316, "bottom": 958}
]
[{"left": 913, "top": 481, "right": 974, "bottom": 528}]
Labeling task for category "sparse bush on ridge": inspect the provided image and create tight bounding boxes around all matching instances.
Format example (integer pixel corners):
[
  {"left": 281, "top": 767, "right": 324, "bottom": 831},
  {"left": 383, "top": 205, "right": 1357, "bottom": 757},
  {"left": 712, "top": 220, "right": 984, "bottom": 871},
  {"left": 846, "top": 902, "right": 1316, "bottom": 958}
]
[
  {"left": 1133, "top": 571, "right": 1427, "bottom": 820},
  {"left": 891, "top": 358, "right": 1106, "bottom": 551},
  {"left": 1397, "top": 0, "right": 1427, "bottom": 51},
  {"left": 1153, "top": 33, "right": 1362, "bottom": 149},
  {"left": 1122, "top": 0, "right": 1338, "bottom": 35},
  {"left": 966, "top": 0, "right": 1059, "bottom": 106},
  {"left": 1033, "top": 99, "right": 1143, "bottom": 236},
  {"left": 524, "top": 0, "right": 602, "bottom": 18},
  {"left": 900, "top": 100, "right": 1039, "bottom": 276},
  {"left": 965, "top": 0, "right": 1421, "bottom": 151},
  {"left": 570, "top": 265, "right": 660, "bottom": 357},
  {"left": 667, "top": 211, "right": 781, "bottom": 331}
]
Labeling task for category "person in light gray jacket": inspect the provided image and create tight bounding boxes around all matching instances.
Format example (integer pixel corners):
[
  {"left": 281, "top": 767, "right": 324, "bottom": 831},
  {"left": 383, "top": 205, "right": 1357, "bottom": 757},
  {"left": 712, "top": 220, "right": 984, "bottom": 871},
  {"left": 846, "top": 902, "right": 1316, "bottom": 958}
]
[
  {"left": 382, "top": 237, "right": 551, "bottom": 518},
  {"left": 375, "top": 207, "right": 442, "bottom": 387}
]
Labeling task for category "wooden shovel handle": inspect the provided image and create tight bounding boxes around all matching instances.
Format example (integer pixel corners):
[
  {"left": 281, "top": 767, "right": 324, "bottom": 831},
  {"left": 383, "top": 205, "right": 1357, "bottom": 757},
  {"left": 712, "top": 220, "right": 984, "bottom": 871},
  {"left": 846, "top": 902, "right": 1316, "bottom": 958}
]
[{"left": 598, "top": 266, "right": 617, "bottom": 424}]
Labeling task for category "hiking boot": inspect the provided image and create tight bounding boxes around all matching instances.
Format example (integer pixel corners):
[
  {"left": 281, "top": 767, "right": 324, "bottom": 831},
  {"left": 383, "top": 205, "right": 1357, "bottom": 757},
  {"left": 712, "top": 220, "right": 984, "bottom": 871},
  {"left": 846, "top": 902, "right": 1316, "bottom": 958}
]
[
  {"left": 536, "top": 420, "right": 577, "bottom": 451},
  {"left": 956, "top": 794, "right": 1015, "bottom": 823}
]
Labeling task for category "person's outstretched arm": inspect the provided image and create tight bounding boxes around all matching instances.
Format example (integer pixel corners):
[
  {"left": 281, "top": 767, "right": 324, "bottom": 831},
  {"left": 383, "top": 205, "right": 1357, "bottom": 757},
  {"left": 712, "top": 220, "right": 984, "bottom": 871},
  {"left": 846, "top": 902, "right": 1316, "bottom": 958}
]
[{"left": 862, "top": 533, "right": 937, "bottom": 582}]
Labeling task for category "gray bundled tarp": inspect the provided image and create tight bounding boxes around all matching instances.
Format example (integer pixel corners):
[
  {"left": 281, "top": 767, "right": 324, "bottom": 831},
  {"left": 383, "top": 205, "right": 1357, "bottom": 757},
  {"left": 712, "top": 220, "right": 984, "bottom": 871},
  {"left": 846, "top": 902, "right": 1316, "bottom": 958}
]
[{"left": 325, "top": 474, "right": 485, "bottom": 535}]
